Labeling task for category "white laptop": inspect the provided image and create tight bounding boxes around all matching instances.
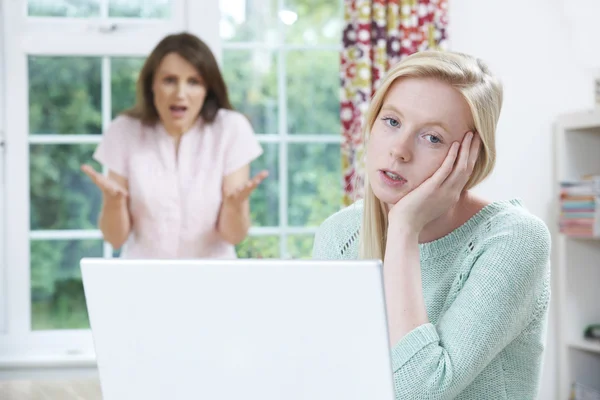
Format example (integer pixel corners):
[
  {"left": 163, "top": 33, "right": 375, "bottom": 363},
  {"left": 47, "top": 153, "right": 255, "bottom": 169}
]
[{"left": 80, "top": 258, "right": 396, "bottom": 400}]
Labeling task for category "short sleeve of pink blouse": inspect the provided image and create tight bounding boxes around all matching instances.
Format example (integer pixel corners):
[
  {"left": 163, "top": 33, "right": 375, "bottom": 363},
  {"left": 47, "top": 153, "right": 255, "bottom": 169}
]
[{"left": 220, "top": 111, "right": 263, "bottom": 175}]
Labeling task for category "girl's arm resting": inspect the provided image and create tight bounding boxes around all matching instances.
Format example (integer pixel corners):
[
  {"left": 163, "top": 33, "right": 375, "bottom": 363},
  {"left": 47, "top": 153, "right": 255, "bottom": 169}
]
[{"left": 386, "top": 218, "right": 551, "bottom": 399}]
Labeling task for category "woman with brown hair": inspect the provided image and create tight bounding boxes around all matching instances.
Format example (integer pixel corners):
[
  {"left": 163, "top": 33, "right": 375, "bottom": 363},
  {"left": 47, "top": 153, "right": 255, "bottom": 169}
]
[{"left": 81, "top": 32, "right": 267, "bottom": 259}]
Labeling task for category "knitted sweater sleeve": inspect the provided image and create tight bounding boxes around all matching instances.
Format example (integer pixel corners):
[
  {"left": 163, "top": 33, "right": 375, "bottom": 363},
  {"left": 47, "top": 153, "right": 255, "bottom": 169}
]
[{"left": 390, "top": 215, "right": 551, "bottom": 399}]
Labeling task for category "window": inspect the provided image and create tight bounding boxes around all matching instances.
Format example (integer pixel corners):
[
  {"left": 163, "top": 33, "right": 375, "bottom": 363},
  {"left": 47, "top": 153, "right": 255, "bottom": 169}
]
[
  {"left": 0, "top": 0, "right": 343, "bottom": 361},
  {"left": 1, "top": 0, "right": 189, "bottom": 358},
  {"left": 224, "top": 0, "right": 344, "bottom": 259},
  {"left": 28, "top": 55, "right": 146, "bottom": 330}
]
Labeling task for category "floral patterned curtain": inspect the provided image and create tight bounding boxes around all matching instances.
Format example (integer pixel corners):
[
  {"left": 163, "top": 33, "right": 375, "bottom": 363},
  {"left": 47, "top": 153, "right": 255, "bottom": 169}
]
[{"left": 340, "top": 0, "right": 449, "bottom": 205}]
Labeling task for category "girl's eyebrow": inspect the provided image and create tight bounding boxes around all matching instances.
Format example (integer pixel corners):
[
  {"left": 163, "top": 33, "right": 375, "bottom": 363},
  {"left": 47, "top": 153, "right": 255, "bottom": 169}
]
[{"left": 381, "top": 104, "right": 451, "bottom": 134}]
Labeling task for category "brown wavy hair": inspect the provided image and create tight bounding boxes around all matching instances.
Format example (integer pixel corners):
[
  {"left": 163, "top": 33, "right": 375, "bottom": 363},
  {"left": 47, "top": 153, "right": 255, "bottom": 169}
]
[{"left": 124, "top": 32, "right": 233, "bottom": 124}]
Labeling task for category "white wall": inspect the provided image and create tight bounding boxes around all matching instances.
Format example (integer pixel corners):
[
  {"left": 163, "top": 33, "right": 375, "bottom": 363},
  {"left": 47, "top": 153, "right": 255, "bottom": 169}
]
[{"left": 449, "top": 0, "right": 600, "bottom": 399}]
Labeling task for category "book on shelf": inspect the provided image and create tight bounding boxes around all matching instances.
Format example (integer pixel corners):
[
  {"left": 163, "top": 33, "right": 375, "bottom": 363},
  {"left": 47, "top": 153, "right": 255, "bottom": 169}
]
[
  {"left": 569, "top": 381, "right": 600, "bottom": 400},
  {"left": 559, "top": 175, "right": 600, "bottom": 238}
]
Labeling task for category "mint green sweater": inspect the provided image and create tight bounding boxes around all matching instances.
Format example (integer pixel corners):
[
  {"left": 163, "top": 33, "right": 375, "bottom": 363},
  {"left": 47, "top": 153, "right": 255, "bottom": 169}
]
[{"left": 312, "top": 199, "right": 551, "bottom": 400}]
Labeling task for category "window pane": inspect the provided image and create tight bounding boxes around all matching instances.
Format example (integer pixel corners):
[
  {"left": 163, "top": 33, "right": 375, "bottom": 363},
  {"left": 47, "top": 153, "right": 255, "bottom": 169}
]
[
  {"left": 222, "top": 49, "right": 278, "bottom": 134},
  {"left": 288, "top": 143, "right": 342, "bottom": 226},
  {"left": 236, "top": 235, "right": 280, "bottom": 258},
  {"left": 31, "top": 239, "right": 103, "bottom": 330},
  {"left": 109, "top": 0, "right": 170, "bottom": 18},
  {"left": 111, "top": 57, "right": 145, "bottom": 118},
  {"left": 250, "top": 143, "right": 279, "bottom": 226},
  {"left": 284, "top": 0, "right": 342, "bottom": 45},
  {"left": 30, "top": 144, "right": 102, "bottom": 230},
  {"left": 28, "top": 0, "right": 100, "bottom": 18},
  {"left": 286, "top": 51, "right": 340, "bottom": 134},
  {"left": 287, "top": 234, "right": 315, "bottom": 259},
  {"left": 220, "top": 0, "right": 278, "bottom": 43},
  {"left": 29, "top": 56, "right": 102, "bottom": 134}
]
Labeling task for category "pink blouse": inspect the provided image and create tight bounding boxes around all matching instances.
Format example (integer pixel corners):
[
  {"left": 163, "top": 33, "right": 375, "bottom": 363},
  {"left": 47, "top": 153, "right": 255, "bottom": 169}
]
[{"left": 93, "top": 109, "right": 263, "bottom": 259}]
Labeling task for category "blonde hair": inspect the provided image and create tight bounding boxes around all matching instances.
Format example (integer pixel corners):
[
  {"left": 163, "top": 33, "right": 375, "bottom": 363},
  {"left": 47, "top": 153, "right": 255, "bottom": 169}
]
[{"left": 359, "top": 50, "right": 503, "bottom": 260}]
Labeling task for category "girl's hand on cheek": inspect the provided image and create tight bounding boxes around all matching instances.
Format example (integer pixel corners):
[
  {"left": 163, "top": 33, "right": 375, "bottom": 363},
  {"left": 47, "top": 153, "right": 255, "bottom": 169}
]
[{"left": 388, "top": 132, "right": 480, "bottom": 235}]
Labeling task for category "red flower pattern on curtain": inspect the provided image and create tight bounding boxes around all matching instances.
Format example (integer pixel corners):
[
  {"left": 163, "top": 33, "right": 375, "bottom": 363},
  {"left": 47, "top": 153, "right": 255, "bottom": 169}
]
[{"left": 340, "top": 0, "right": 448, "bottom": 205}]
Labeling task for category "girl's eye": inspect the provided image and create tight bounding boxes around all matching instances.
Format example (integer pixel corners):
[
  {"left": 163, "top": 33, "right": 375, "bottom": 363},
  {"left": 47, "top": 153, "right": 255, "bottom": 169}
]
[
  {"left": 425, "top": 134, "right": 442, "bottom": 144},
  {"left": 382, "top": 117, "right": 400, "bottom": 128},
  {"left": 164, "top": 77, "right": 176, "bottom": 83}
]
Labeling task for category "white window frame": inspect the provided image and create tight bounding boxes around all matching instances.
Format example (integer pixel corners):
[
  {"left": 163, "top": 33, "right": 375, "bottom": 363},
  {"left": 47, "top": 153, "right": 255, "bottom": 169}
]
[
  {"left": 220, "top": 0, "right": 343, "bottom": 257},
  {"left": 0, "top": 0, "right": 343, "bottom": 370},
  {"left": 0, "top": 0, "right": 207, "bottom": 368}
]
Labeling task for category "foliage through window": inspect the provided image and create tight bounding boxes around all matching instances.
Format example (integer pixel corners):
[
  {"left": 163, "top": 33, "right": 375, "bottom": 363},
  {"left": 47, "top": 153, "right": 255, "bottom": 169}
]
[{"left": 221, "top": 0, "right": 343, "bottom": 259}]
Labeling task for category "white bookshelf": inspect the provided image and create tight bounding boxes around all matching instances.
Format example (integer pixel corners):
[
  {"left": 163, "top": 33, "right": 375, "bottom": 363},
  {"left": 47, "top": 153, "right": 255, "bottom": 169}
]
[{"left": 553, "top": 109, "right": 600, "bottom": 399}]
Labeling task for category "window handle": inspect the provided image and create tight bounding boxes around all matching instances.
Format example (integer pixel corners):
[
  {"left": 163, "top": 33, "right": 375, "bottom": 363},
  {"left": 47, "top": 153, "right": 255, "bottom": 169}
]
[{"left": 98, "top": 23, "right": 118, "bottom": 33}]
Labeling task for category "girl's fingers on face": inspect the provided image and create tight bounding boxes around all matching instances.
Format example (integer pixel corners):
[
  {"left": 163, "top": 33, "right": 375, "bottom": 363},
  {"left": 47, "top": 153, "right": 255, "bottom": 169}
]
[
  {"left": 455, "top": 132, "right": 473, "bottom": 173},
  {"left": 457, "top": 133, "right": 481, "bottom": 189},
  {"left": 444, "top": 132, "right": 473, "bottom": 188},
  {"left": 459, "top": 132, "right": 474, "bottom": 163},
  {"left": 468, "top": 133, "right": 481, "bottom": 171},
  {"left": 429, "top": 141, "right": 460, "bottom": 186}
]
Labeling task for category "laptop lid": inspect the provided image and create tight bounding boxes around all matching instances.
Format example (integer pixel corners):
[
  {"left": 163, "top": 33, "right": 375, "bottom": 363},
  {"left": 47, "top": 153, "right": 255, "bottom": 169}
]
[{"left": 80, "top": 258, "right": 395, "bottom": 400}]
